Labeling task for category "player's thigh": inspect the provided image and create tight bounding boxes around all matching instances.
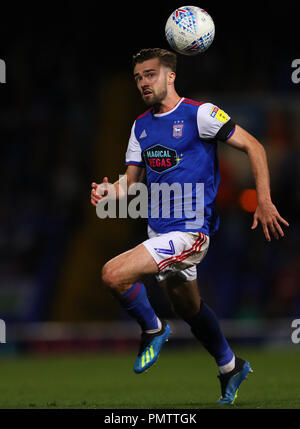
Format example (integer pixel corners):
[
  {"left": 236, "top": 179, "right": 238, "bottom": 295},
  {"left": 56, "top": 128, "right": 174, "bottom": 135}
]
[
  {"left": 102, "top": 243, "right": 159, "bottom": 289},
  {"left": 160, "top": 275, "right": 201, "bottom": 320}
]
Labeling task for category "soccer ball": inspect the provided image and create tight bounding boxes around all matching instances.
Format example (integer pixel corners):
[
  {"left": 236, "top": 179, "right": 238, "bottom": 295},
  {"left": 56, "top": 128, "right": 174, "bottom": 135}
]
[{"left": 165, "top": 6, "right": 215, "bottom": 55}]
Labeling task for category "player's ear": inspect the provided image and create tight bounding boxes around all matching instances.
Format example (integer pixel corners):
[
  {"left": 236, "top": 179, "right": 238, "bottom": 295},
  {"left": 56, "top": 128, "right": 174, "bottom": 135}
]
[{"left": 167, "top": 71, "right": 176, "bottom": 84}]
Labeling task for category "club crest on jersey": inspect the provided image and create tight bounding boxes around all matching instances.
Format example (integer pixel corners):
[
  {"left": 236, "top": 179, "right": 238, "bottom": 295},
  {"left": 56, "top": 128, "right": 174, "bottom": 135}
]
[{"left": 173, "top": 120, "right": 184, "bottom": 138}]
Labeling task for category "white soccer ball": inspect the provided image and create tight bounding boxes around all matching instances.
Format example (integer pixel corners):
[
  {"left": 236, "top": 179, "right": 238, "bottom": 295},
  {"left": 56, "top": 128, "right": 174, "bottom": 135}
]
[{"left": 165, "top": 6, "right": 215, "bottom": 55}]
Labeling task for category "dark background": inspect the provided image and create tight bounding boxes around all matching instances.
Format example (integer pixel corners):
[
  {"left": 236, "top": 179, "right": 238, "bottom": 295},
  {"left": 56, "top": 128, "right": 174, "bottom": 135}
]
[{"left": 0, "top": 1, "right": 299, "bottom": 325}]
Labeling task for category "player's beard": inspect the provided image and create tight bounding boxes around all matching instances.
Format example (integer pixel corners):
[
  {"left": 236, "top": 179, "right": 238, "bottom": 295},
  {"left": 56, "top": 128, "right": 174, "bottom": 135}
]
[{"left": 142, "top": 87, "right": 167, "bottom": 110}]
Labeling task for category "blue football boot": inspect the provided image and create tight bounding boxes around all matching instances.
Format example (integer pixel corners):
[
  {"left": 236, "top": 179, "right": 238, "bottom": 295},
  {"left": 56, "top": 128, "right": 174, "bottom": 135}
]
[
  {"left": 217, "top": 357, "right": 253, "bottom": 404},
  {"left": 134, "top": 320, "right": 171, "bottom": 374}
]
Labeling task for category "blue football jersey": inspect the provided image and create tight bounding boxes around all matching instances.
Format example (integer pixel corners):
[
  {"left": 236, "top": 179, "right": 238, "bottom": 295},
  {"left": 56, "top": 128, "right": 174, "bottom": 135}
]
[{"left": 125, "top": 98, "right": 235, "bottom": 236}]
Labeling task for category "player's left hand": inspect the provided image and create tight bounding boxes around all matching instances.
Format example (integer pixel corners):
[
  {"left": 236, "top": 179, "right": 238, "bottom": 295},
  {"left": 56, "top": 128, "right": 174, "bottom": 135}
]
[{"left": 251, "top": 200, "right": 289, "bottom": 241}]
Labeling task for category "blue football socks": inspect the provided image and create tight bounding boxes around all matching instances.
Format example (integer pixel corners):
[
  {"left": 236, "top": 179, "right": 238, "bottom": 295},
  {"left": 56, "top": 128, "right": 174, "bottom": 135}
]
[
  {"left": 186, "top": 300, "right": 234, "bottom": 369},
  {"left": 118, "top": 282, "right": 160, "bottom": 332}
]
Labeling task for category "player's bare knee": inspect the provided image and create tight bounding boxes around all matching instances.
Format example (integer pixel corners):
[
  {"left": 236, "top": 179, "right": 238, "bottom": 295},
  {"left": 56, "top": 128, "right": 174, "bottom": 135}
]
[
  {"left": 101, "top": 262, "right": 134, "bottom": 296},
  {"left": 101, "top": 262, "right": 120, "bottom": 290}
]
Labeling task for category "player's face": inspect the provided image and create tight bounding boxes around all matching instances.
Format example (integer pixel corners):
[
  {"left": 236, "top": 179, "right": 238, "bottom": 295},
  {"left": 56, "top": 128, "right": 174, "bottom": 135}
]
[{"left": 133, "top": 58, "right": 169, "bottom": 106}]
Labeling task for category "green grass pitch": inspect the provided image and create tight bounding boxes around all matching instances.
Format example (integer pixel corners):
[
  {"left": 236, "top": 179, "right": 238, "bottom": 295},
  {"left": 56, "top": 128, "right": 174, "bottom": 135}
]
[{"left": 0, "top": 346, "right": 299, "bottom": 409}]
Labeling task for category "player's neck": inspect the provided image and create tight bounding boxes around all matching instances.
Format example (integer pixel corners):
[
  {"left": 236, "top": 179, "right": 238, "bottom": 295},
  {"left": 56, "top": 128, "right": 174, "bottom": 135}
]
[{"left": 153, "top": 93, "right": 182, "bottom": 114}]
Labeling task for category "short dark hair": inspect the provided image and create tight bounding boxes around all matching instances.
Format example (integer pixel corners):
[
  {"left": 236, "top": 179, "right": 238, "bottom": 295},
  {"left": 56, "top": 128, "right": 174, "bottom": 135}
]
[{"left": 132, "top": 48, "right": 177, "bottom": 73}]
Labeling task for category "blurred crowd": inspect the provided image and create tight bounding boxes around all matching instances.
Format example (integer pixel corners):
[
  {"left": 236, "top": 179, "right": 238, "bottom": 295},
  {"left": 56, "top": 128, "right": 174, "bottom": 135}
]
[
  {"left": 0, "top": 31, "right": 96, "bottom": 321},
  {"left": 0, "top": 4, "right": 299, "bottom": 323}
]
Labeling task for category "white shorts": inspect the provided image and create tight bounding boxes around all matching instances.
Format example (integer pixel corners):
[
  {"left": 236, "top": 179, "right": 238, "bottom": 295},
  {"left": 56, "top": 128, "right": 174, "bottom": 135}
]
[{"left": 142, "top": 225, "right": 210, "bottom": 282}]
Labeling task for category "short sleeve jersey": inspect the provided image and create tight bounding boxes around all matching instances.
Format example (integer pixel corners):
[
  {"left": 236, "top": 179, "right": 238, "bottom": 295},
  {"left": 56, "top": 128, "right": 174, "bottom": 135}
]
[{"left": 125, "top": 98, "right": 235, "bottom": 235}]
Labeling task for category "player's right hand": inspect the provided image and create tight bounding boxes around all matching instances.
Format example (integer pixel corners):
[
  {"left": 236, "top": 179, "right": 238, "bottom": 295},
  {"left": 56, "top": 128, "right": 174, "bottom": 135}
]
[{"left": 90, "top": 177, "right": 109, "bottom": 207}]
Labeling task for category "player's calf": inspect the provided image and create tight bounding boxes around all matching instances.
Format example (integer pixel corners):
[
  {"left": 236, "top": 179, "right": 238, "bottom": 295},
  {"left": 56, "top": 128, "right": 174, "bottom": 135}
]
[{"left": 101, "top": 244, "right": 170, "bottom": 372}]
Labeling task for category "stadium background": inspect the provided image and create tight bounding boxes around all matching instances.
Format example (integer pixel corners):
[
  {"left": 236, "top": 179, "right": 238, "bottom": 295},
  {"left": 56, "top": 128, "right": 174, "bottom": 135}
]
[{"left": 0, "top": 2, "right": 299, "bottom": 361}]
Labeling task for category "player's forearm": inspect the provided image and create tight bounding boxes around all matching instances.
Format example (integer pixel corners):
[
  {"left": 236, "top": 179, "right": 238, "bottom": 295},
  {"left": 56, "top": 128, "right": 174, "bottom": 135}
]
[
  {"left": 113, "top": 174, "right": 128, "bottom": 200},
  {"left": 246, "top": 141, "right": 272, "bottom": 204},
  {"left": 113, "top": 171, "right": 140, "bottom": 199},
  {"left": 114, "top": 165, "right": 145, "bottom": 199}
]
